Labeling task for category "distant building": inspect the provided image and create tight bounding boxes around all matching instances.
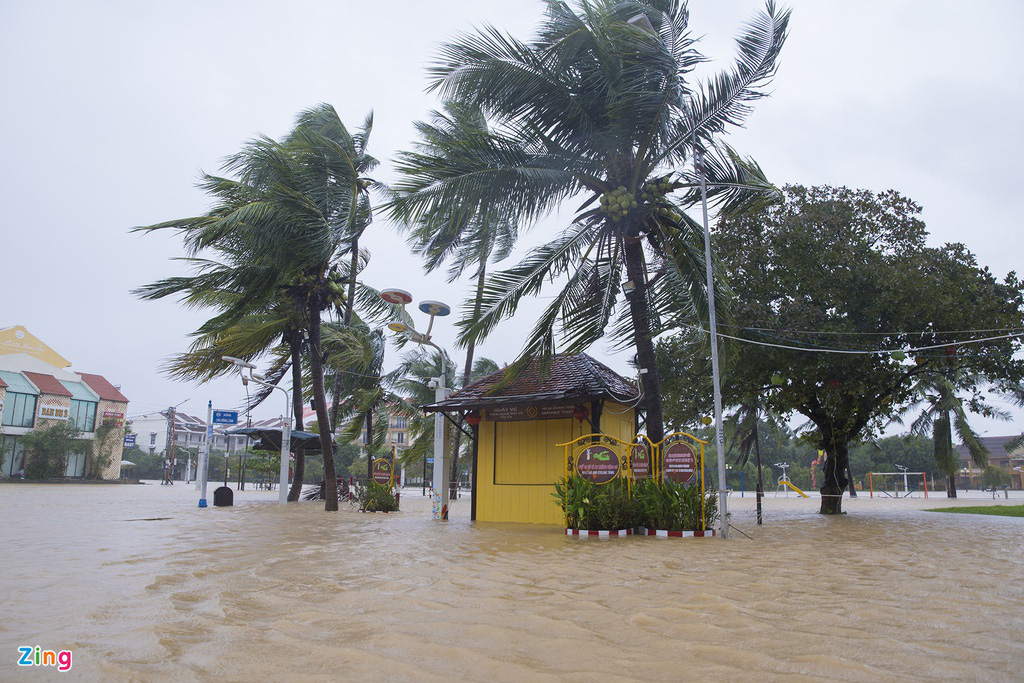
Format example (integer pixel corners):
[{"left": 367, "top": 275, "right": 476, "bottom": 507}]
[
  {"left": 0, "top": 325, "right": 128, "bottom": 479},
  {"left": 300, "top": 402, "right": 410, "bottom": 455},
  {"left": 129, "top": 412, "right": 280, "bottom": 480},
  {"left": 958, "top": 435, "right": 1024, "bottom": 490}
]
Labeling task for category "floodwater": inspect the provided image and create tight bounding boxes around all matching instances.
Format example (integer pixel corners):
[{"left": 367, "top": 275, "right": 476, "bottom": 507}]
[{"left": 2, "top": 483, "right": 1023, "bottom": 681}]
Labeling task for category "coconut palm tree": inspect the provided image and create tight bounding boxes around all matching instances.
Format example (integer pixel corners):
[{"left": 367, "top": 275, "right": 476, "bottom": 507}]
[
  {"left": 134, "top": 104, "right": 381, "bottom": 511},
  {"left": 391, "top": 101, "right": 520, "bottom": 497},
  {"left": 390, "top": 0, "right": 789, "bottom": 443},
  {"left": 905, "top": 368, "right": 1008, "bottom": 498}
]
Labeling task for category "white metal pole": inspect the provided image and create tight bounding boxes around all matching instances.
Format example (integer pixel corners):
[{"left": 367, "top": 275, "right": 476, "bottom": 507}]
[
  {"left": 694, "top": 138, "right": 729, "bottom": 539},
  {"left": 431, "top": 353, "right": 449, "bottom": 520},
  {"left": 279, "top": 408, "right": 290, "bottom": 504},
  {"left": 199, "top": 400, "right": 212, "bottom": 507}
]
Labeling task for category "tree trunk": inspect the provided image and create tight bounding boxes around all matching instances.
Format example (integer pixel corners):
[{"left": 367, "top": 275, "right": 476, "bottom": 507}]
[
  {"left": 846, "top": 460, "right": 858, "bottom": 498},
  {"left": 365, "top": 409, "right": 373, "bottom": 483},
  {"left": 623, "top": 238, "right": 664, "bottom": 443},
  {"left": 308, "top": 305, "right": 339, "bottom": 511},
  {"left": 819, "top": 439, "right": 849, "bottom": 514},
  {"left": 287, "top": 335, "right": 305, "bottom": 501},
  {"left": 448, "top": 264, "right": 486, "bottom": 500},
  {"left": 327, "top": 237, "right": 361, "bottom": 438},
  {"left": 947, "top": 473, "right": 958, "bottom": 498}
]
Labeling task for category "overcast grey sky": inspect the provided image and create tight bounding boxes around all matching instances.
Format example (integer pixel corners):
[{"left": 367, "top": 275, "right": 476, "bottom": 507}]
[{"left": 2, "top": 1, "right": 1022, "bottom": 435}]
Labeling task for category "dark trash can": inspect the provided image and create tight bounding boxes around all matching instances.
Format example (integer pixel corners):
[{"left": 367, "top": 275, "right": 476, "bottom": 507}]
[{"left": 213, "top": 486, "right": 234, "bottom": 507}]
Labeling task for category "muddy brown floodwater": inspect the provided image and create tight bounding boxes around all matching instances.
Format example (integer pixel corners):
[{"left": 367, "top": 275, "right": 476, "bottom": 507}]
[{"left": 1, "top": 482, "right": 1022, "bottom": 681}]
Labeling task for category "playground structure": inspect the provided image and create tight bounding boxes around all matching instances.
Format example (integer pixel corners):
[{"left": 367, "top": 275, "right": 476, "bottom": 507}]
[
  {"left": 868, "top": 467, "right": 929, "bottom": 498},
  {"left": 773, "top": 462, "right": 808, "bottom": 498}
]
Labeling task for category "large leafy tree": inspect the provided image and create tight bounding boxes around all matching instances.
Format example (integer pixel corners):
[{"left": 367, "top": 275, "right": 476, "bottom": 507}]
[
  {"left": 390, "top": 0, "right": 790, "bottom": 443},
  {"left": 135, "top": 104, "right": 380, "bottom": 511},
  {"left": 706, "top": 184, "right": 1024, "bottom": 514}
]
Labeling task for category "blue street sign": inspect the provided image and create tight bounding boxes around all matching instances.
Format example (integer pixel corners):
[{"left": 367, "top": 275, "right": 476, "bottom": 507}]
[
  {"left": 212, "top": 410, "right": 239, "bottom": 425},
  {"left": 426, "top": 458, "right": 434, "bottom": 464},
  {"left": 123, "top": 434, "right": 136, "bottom": 448}
]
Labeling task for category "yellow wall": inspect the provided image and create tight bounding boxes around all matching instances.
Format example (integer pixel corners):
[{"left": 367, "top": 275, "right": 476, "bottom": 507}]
[{"left": 475, "top": 402, "right": 636, "bottom": 525}]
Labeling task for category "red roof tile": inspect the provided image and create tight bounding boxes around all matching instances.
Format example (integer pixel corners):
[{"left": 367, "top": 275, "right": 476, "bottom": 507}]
[
  {"left": 425, "top": 354, "right": 639, "bottom": 411},
  {"left": 22, "top": 371, "right": 72, "bottom": 397},
  {"left": 78, "top": 373, "right": 129, "bottom": 403},
  {"left": 0, "top": 376, "right": 7, "bottom": 388}
]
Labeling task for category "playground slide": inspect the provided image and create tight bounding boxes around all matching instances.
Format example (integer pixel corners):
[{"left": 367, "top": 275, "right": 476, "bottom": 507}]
[{"left": 782, "top": 480, "right": 809, "bottom": 498}]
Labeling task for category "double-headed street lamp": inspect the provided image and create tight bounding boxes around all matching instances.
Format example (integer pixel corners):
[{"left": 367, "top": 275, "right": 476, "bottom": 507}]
[
  {"left": 223, "top": 356, "right": 292, "bottom": 504},
  {"left": 381, "top": 288, "right": 452, "bottom": 520}
]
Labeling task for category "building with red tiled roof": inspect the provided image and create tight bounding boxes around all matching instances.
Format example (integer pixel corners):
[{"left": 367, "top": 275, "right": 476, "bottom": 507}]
[{"left": 0, "top": 326, "right": 128, "bottom": 479}]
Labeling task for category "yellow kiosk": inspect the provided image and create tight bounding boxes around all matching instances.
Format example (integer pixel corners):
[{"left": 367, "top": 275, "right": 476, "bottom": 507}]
[{"left": 424, "top": 354, "right": 639, "bottom": 524}]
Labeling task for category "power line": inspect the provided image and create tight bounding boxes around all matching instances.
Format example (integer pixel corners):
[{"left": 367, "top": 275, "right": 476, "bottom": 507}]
[{"left": 683, "top": 325, "right": 1024, "bottom": 355}]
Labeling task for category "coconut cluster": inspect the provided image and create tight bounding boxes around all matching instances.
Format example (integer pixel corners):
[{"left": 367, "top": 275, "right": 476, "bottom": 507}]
[
  {"left": 599, "top": 186, "right": 638, "bottom": 222},
  {"left": 295, "top": 272, "right": 347, "bottom": 306}
]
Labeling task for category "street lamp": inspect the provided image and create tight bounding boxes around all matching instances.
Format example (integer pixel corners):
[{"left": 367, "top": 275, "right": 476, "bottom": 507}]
[
  {"left": 223, "top": 356, "right": 292, "bottom": 504},
  {"left": 381, "top": 288, "right": 452, "bottom": 520},
  {"left": 895, "top": 463, "right": 909, "bottom": 495}
]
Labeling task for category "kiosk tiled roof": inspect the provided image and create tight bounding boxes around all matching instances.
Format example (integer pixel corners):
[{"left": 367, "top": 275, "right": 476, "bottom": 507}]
[
  {"left": 22, "top": 371, "right": 73, "bottom": 397},
  {"left": 424, "top": 353, "right": 639, "bottom": 412},
  {"left": 78, "top": 373, "right": 129, "bottom": 403}
]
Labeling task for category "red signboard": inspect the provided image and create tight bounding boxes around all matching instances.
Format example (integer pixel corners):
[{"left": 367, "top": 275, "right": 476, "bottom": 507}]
[
  {"left": 630, "top": 444, "right": 650, "bottom": 478},
  {"left": 576, "top": 445, "right": 619, "bottom": 484},
  {"left": 663, "top": 442, "right": 696, "bottom": 483},
  {"left": 371, "top": 458, "right": 393, "bottom": 485},
  {"left": 103, "top": 411, "right": 125, "bottom": 426}
]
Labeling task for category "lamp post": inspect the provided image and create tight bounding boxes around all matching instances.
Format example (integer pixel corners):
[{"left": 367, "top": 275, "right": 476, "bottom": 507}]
[
  {"left": 626, "top": 11, "right": 728, "bottom": 537},
  {"left": 223, "top": 356, "right": 292, "bottom": 504},
  {"left": 381, "top": 288, "right": 452, "bottom": 520},
  {"left": 895, "top": 463, "right": 909, "bottom": 496}
]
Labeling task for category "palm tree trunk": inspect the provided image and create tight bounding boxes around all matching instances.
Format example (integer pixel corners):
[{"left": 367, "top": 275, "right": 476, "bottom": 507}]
[
  {"left": 287, "top": 335, "right": 305, "bottom": 501},
  {"left": 365, "top": 410, "right": 373, "bottom": 482},
  {"left": 753, "top": 421, "right": 764, "bottom": 525},
  {"left": 308, "top": 304, "right": 339, "bottom": 511},
  {"left": 623, "top": 238, "right": 665, "bottom": 443},
  {"left": 329, "top": 237, "right": 361, "bottom": 436},
  {"left": 448, "top": 264, "right": 486, "bottom": 499}
]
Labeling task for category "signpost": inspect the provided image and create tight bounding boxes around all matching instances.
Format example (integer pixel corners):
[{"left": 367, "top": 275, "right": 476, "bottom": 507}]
[
  {"left": 212, "top": 410, "right": 239, "bottom": 425},
  {"left": 123, "top": 433, "right": 136, "bottom": 449},
  {"left": 198, "top": 402, "right": 239, "bottom": 508}
]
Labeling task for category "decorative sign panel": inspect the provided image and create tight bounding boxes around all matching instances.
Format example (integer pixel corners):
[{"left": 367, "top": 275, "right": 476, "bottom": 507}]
[
  {"left": 486, "top": 404, "right": 577, "bottom": 422},
  {"left": 575, "top": 445, "right": 619, "bottom": 484},
  {"left": 103, "top": 411, "right": 124, "bottom": 426},
  {"left": 630, "top": 443, "right": 651, "bottom": 478},
  {"left": 212, "top": 410, "right": 239, "bottom": 425},
  {"left": 371, "top": 458, "right": 394, "bottom": 485},
  {"left": 663, "top": 442, "right": 696, "bottom": 483}
]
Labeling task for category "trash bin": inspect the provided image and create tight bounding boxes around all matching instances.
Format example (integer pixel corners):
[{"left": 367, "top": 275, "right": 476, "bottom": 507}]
[{"left": 213, "top": 486, "right": 234, "bottom": 507}]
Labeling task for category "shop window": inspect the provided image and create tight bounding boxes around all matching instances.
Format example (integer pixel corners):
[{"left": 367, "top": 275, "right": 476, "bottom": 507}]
[
  {"left": 1, "top": 392, "right": 37, "bottom": 428},
  {"left": 69, "top": 400, "right": 97, "bottom": 433}
]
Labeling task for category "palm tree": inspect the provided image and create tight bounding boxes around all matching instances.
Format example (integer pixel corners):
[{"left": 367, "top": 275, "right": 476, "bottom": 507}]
[
  {"left": 390, "top": 0, "right": 789, "bottom": 443},
  {"left": 391, "top": 101, "right": 519, "bottom": 498},
  {"left": 135, "top": 104, "right": 379, "bottom": 511},
  {"left": 905, "top": 368, "right": 1008, "bottom": 498}
]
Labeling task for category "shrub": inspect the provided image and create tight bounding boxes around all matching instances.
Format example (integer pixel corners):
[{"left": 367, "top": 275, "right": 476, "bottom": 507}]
[
  {"left": 553, "top": 475, "right": 640, "bottom": 530},
  {"left": 634, "top": 478, "right": 718, "bottom": 531},
  {"left": 359, "top": 480, "right": 398, "bottom": 512}
]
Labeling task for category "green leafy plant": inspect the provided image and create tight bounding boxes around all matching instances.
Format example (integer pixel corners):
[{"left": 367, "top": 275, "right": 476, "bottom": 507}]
[
  {"left": 634, "top": 478, "right": 718, "bottom": 531},
  {"left": 359, "top": 480, "right": 399, "bottom": 512},
  {"left": 553, "top": 475, "right": 639, "bottom": 530}
]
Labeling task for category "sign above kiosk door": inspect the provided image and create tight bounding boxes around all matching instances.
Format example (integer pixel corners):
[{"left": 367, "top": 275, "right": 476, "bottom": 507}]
[{"left": 485, "top": 404, "right": 578, "bottom": 421}]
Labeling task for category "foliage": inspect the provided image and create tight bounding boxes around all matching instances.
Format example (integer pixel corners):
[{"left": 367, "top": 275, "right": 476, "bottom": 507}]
[
  {"left": 84, "top": 422, "right": 118, "bottom": 479},
  {"left": 21, "top": 423, "right": 83, "bottom": 479},
  {"left": 982, "top": 466, "right": 1011, "bottom": 489},
  {"left": 390, "top": 0, "right": 790, "bottom": 442},
  {"left": 359, "top": 480, "right": 399, "bottom": 512},
  {"left": 660, "top": 184, "right": 1024, "bottom": 513},
  {"left": 553, "top": 475, "right": 640, "bottom": 531},
  {"left": 633, "top": 478, "right": 717, "bottom": 531}
]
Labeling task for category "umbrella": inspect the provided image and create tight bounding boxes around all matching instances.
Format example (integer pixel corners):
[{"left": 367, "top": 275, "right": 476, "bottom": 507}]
[
  {"left": 226, "top": 427, "right": 325, "bottom": 454},
  {"left": 120, "top": 460, "right": 136, "bottom": 467}
]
